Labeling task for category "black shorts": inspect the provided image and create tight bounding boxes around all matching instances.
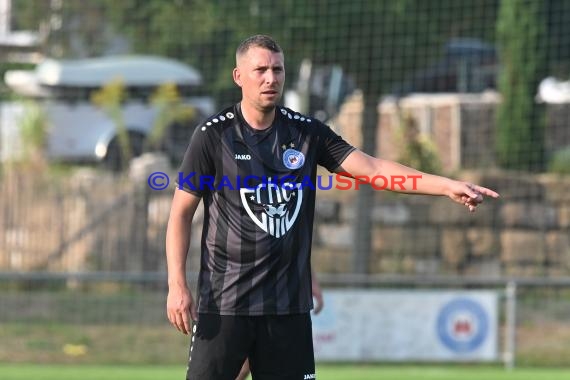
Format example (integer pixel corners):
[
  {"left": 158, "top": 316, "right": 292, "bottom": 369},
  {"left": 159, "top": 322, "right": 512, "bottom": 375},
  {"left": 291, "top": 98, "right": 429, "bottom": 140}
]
[{"left": 186, "top": 312, "right": 315, "bottom": 380}]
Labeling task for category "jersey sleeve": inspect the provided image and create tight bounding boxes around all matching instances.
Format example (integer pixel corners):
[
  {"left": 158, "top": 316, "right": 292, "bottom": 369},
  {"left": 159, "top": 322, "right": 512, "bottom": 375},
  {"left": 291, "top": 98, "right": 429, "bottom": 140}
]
[
  {"left": 176, "top": 125, "right": 216, "bottom": 197},
  {"left": 316, "top": 122, "right": 356, "bottom": 172}
]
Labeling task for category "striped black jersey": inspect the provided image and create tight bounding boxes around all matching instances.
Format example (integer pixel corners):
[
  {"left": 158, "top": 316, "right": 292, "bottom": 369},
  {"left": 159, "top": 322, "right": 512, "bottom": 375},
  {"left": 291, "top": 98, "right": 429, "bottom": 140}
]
[{"left": 178, "top": 103, "right": 355, "bottom": 315}]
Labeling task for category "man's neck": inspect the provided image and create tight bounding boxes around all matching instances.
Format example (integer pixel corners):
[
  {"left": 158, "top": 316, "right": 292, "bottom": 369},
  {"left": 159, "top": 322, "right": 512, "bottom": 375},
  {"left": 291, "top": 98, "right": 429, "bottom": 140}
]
[{"left": 240, "top": 102, "right": 276, "bottom": 130}]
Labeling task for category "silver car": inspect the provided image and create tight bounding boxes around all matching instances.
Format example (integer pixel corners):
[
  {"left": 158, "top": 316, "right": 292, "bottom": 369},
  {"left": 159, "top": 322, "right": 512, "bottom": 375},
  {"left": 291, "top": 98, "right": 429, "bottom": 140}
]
[{"left": 3, "top": 55, "right": 215, "bottom": 169}]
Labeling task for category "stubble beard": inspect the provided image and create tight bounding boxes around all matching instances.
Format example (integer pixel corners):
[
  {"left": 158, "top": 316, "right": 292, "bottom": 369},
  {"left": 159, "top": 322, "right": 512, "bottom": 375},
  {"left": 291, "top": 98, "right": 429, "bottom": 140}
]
[
  {"left": 259, "top": 103, "right": 277, "bottom": 114},
  {"left": 258, "top": 95, "right": 281, "bottom": 114}
]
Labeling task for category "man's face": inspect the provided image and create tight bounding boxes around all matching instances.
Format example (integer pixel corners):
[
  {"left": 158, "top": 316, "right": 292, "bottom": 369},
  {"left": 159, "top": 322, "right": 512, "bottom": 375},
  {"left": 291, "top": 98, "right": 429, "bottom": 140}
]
[{"left": 233, "top": 46, "right": 285, "bottom": 112}]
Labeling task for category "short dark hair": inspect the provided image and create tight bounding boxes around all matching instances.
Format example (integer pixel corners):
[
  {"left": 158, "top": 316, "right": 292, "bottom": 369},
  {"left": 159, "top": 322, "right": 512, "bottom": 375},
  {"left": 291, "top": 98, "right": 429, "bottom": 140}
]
[{"left": 236, "top": 35, "right": 282, "bottom": 59}]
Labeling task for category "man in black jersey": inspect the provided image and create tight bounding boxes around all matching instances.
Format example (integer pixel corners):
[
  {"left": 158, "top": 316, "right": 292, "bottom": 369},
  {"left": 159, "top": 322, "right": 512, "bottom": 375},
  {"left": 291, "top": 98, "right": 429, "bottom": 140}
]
[{"left": 166, "top": 34, "right": 499, "bottom": 380}]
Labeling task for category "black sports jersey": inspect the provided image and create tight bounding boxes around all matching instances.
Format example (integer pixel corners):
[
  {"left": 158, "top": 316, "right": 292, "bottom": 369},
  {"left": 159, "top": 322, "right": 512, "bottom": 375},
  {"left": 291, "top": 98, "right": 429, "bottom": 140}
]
[{"left": 178, "top": 104, "right": 355, "bottom": 315}]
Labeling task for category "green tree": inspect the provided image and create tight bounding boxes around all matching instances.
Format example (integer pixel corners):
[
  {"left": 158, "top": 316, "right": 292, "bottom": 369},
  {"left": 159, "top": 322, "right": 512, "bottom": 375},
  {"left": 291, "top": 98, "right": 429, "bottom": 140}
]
[
  {"left": 99, "top": 0, "right": 501, "bottom": 107},
  {"left": 495, "top": 0, "right": 547, "bottom": 171}
]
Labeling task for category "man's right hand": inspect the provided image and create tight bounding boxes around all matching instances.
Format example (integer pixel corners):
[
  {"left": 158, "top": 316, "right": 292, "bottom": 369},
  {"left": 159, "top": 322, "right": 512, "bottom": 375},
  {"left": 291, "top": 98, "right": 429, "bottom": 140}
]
[{"left": 167, "top": 285, "right": 197, "bottom": 335}]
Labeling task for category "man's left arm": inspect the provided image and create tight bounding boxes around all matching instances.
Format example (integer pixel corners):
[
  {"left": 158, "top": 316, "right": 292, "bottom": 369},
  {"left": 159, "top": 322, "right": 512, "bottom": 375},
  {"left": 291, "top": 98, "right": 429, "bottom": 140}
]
[{"left": 338, "top": 149, "right": 500, "bottom": 212}]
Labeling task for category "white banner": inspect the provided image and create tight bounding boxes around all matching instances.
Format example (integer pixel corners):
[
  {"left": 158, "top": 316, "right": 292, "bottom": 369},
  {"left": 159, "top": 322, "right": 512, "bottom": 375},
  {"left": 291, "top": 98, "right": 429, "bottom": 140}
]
[{"left": 312, "top": 289, "right": 498, "bottom": 361}]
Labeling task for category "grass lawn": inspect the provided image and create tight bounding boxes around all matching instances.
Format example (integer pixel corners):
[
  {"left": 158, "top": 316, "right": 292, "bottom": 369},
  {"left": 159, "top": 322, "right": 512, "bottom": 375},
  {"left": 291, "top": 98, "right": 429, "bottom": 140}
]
[{"left": 1, "top": 364, "right": 570, "bottom": 380}]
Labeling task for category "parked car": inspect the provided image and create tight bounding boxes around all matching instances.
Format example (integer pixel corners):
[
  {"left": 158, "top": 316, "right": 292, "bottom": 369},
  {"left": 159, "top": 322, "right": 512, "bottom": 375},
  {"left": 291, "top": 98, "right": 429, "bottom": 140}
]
[
  {"left": 3, "top": 55, "right": 214, "bottom": 168},
  {"left": 392, "top": 38, "right": 498, "bottom": 95}
]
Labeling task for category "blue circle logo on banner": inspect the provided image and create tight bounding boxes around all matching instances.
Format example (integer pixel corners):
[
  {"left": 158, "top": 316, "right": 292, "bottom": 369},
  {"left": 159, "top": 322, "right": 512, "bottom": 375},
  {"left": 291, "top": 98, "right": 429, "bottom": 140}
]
[{"left": 436, "top": 298, "right": 489, "bottom": 353}]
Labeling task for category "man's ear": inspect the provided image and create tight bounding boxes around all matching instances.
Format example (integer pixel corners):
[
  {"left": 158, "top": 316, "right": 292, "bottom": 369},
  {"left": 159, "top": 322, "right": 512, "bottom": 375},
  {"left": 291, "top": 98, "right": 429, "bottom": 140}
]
[{"left": 233, "top": 67, "right": 242, "bottom": 87}]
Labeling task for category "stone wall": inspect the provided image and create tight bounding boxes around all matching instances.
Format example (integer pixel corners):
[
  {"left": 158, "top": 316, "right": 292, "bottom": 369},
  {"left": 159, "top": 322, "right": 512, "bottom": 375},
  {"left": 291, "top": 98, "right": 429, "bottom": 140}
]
[
  {"left": 314, "top": 92, "right": 570, "bottom": 276},
  {"left": 2, "top": 168, "right": 568, "bottom": 277},
  {"left": 311, "top": 171, "right": 570, "bottom": 277}
]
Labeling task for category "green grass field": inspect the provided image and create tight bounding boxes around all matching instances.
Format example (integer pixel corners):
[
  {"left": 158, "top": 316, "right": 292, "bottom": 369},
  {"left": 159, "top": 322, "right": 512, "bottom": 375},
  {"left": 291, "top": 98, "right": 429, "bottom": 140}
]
[{"left": 2, "top": 364, "right": 570, "bottom": 380}]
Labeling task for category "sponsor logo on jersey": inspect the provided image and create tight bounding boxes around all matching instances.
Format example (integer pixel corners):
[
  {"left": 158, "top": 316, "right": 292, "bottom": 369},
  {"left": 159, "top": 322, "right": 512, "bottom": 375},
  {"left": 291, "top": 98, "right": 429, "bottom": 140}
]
[
  {"left": 240, "top": 178, "right": 302, "bottom": 238},
  {"left": 304, "top": 374, "right": 316, "bottom": 379},
  {"left": 283, "top": 149, "right": 305, "bottom": 169},
  {"left": 235, "top": 154, "right": 252, "bottom": 160}
]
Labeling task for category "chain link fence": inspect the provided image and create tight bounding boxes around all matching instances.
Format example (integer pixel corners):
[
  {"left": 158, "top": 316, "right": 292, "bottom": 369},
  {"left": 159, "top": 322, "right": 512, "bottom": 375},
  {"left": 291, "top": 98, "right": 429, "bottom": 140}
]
[{"left": 1, "top": 0, "right": 570, "bottom": 366}]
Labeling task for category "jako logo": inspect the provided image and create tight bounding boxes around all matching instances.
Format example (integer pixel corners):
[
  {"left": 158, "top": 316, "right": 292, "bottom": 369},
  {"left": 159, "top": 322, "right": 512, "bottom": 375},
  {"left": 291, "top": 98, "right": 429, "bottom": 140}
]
[
  {"left": 304, "top": 374, "right": 316, "bottom": 379},
  {"left": 235, "top": 154, "right": 251, "bottom": 160}
]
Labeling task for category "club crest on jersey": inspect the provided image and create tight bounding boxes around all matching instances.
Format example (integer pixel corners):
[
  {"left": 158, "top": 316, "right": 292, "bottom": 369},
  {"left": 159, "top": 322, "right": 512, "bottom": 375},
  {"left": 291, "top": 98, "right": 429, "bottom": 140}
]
[
  {"left": 283, "top": 149, "right": 305, "bottom": 169},
  {"left": 240, "top": 179, "right": 303, "bottom": 238}
]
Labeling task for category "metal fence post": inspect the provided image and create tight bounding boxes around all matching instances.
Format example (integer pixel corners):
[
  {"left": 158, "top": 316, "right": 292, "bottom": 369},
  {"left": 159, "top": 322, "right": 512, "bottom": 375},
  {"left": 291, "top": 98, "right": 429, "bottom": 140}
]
[{"left": 504, "top": 280, "right": 517, "bottom": 370}]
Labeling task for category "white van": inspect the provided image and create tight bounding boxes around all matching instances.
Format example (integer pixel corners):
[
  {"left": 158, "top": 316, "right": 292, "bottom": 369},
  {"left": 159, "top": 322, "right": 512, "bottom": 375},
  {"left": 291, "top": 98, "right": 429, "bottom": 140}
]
[{"left": 3, "top": 55, "right": 215, "bottom": 168}]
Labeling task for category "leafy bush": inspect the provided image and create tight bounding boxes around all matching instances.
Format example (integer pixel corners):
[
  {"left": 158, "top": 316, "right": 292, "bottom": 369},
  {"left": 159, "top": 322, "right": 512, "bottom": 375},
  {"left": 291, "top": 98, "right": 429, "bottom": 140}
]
[
  {"left": 548, "top": 146, "right": 570, "bottom": 175},
  {"left": 395, "top": 111, "right": 442, "bottom": 175}
]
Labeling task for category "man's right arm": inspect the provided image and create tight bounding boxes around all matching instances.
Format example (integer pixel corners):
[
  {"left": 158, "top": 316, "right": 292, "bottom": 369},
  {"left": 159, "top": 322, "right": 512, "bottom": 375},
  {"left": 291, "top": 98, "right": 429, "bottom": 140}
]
[{"left": 166, "top": 188, "right": 201, "bottom": 335}]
